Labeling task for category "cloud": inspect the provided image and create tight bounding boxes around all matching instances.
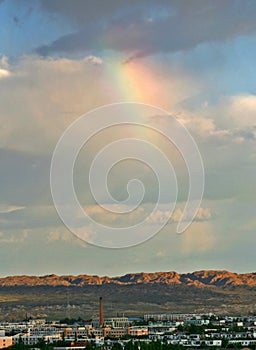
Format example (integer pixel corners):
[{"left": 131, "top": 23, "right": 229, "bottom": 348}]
[
  {"left": 0, "top": 55, "right": 197, "bottom": 153},
  {"left": 0, "top": 55, "right": 199, "bottom": 215},
  {"left": 84, "top": 55, "right": 103, "bottom": 65},
  {"left": 203, "top": 94, "right": 256, "bottom": 143},
  {"left": 0, "top": 1, "right": 256, "bottom": 276},
  {"left": 0, "top": 203, "right": 143, "bottom": 231},
  {"left": 0, "top": 230, "right": 29, "bottom": 244},
  {"left": 173, "top": 93, "right": 256, "bottom": 144},
  {"left": 81, "top": 205, "right": 146, "bottom": 228},
  {"left": 181, "top": 222, "right": 216, "bottom": 254},
  {"left": 47, "top": 230, "right": 79, "bottom": 243},
  {"left": 146, "top": 207, "right": 212, "bottom": 225},
  {"left": 0, "top": 148, "right": 51, "bottom": 206},
  {"left": 0, "top": 201, "right": 212, "bottom": 235},
  {"left": 228, "top": 94, "right": 256, "bottom": 128},
  {"left": 0, "top": 53, "right": 255, "bottom": 219},
  {"left": 38, "top": 0, "right": 133, "bottom": 24},
  {"left": 0, "top": 68, "right": 10, "bottom": 79},
  {"left": 0, "top": 205, "right": 25, "bottom": 214},
  {"left": 0, "top": 56, "right": 108, "bottom": 153},
  {"left": 36, "top": 1, "right": 256, "bottom": 58},
  {"left": 0, "top": 55, "right": 9, "bottom": 69},
  {"left": 0, "top": 55, "right": 11, "bottom": 79}
]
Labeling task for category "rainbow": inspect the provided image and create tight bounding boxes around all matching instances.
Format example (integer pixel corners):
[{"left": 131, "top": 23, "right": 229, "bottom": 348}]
[{"left": 104, "top": 57, "right": 164, "bottom": 105}]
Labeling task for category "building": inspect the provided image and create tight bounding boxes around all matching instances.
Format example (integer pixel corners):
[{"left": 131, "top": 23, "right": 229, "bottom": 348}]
[
  {"left": 64, "top": 326, "right": 93, "bottom": 340},
  {"left": 104, "top": 327, "right": 127, "bottom": 338},
  {"left": 92, "top": 317, "right": 130, "bottom": 329},
  {"left": 144, "top": 314, "right": 203, "bottom": 322},
  {"left": 12, "top": 333, "right": 62, "bottom": 345},
  {"left": 128, "top": 327, "right": 148, "bottom": 337},
  {"left": 0, "top": 337, "right": 13, "bottom": 349}
]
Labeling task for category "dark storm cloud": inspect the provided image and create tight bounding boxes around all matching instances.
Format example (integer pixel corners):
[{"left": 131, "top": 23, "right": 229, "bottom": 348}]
[
  {"left": 36, "top": 0, "right": 256, "bottom": 58},
  {"left": 38, "top": 0, "right": 133, "bottom": 23}
]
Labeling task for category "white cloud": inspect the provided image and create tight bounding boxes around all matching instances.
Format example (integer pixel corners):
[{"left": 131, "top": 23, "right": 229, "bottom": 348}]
[
  {"left": 84, "top": 55, "right": 103, "bottom": 65},
  {"left": 0, "top": 205, "right": 25, "bottom": 214},
  {"left": 47, "top": 230, "right": 78, "bottom": 243},
  {"left": 0, "top": 230, "right": 29, "bottom": 244},
  {"left": 146, "top": 207, "right": 212, "bottom": 225},
  {"left": 0, "top": 56, "right": 107, "bottom": 152},
  {"left": 0, "top": 55, "right": 198, "bottom": 153},
  {"left": 0, "top": 56, "right": 9, "bottom": 69},
  {"left": 173, "top": 93, "right": 256, "bottom": 144},
  {"left": 0, "top": 68, "right": 10, "bottom": 79},
  {"left": 0, "top": 55, "right": 11, "bottom": 79},
  {"left": 177, "top": 114, "right": 222, "bottom": 138},
  {"left": 230, "top": 94, "right": 256, "bottom": 118}
]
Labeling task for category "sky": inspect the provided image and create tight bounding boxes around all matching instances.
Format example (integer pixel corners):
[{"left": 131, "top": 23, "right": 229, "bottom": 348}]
[{"left": 0, "top": 0, "right": 256, "bottom": 277}]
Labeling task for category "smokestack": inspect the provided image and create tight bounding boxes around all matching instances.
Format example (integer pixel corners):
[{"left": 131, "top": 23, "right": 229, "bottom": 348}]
[{"left": 99, "top": 297, "right": 104, "bottom": 328}]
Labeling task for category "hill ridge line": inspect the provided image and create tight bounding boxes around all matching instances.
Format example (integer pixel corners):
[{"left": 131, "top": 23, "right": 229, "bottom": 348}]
[{"left": 0, "top": 270, "right": 255, "bottom": 288}]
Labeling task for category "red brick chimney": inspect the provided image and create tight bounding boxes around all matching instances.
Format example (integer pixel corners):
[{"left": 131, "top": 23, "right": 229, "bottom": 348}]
[{"left": 99, "top": 297, "right": 104, "bottom": 328}]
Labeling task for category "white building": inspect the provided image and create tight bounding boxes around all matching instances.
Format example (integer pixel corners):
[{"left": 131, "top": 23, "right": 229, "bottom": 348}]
[
  {"left": 13, "top": 333, "right": 62, "bottom": 345},
  {"left": 92, "top": 317, "right": 130, "bottom": 328}
]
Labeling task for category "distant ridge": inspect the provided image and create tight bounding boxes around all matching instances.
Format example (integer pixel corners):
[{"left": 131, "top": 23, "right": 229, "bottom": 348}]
[
  {"left": 0, "top": 270, "right": 255, "bottom": 288},
  {"left": 0, "top": 270, "right": 255, "bottom": 320}
]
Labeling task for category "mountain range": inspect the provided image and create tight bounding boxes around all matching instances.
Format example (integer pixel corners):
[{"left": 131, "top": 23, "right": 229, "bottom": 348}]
[
  {"left": 0, "top": 270, "right": 255, "bottom": 320},
  {"left": 0, "top": 270, "right": 255, "bottom": 288}
]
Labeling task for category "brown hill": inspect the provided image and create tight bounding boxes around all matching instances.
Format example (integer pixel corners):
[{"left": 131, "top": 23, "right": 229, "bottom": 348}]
[
  {"left": 0, "top": 270, "right": 255, "bottom": 288},
  {"left": 0, "top": 270, "right": 255, "bottom": 320}
]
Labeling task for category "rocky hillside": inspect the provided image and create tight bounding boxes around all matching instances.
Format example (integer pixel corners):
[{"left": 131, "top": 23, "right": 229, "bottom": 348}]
[
  {"left": 0, "top": 270, "right": 255, "bottom": 320},
  {"left": 0, "top": 270, "right": 255, "bottom": 288}
]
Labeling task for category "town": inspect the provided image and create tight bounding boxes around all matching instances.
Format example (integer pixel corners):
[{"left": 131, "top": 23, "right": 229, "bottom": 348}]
[{"left": 0, "top": 298, "right": 255, "bottom": 350}]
